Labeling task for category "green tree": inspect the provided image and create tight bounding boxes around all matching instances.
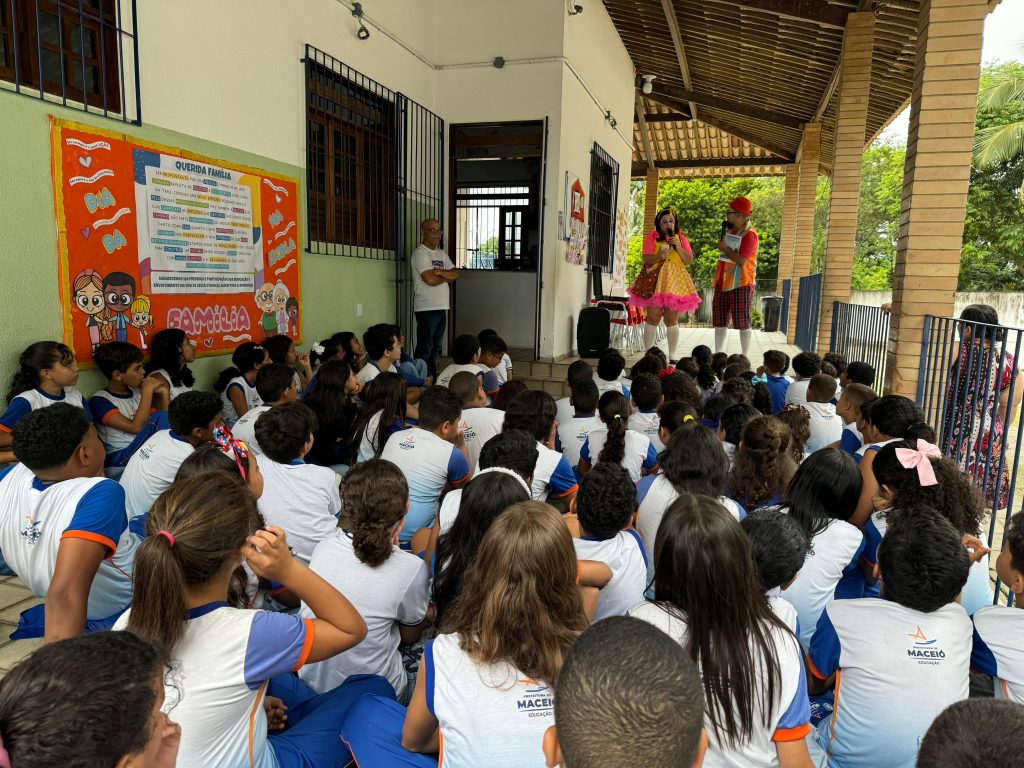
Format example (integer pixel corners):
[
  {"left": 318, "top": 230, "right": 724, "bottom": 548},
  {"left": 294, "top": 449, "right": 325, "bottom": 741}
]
[
  {"left": 974, "top": 63, "right": 1024, "bottom": 171},
  {"left": 478, "top": 235, "right": 498, "bottom": 256}
]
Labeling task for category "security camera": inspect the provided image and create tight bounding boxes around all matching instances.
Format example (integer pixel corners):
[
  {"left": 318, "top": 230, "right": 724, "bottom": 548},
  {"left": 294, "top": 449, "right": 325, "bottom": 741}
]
[
  {"left": 568, "top": 3, "right": 583, "bottom": 15},
  {"left": 641, "top": 74, "right": 656, "bottom": 95}
]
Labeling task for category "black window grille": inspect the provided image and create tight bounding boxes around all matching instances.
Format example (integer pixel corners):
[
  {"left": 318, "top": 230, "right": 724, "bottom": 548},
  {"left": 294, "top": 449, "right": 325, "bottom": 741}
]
[
  {"left": 0, "top": 0, "right": 140, "bottom": 122},
  {"left": 454, "top": 184, "right": 530, "bottom": 269},
  {"left": 587, "top": 142, "right": 619, "bottom": 273}
]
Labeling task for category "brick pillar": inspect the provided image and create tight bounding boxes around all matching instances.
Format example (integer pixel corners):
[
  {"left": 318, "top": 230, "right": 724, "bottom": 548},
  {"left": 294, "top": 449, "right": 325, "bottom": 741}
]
[
  {"left": 644, "top": 168, "right": 659, "bottom": 228},
  {"left": 785, "top": 123, "right": 821, "bottom": 345},
  {"left": 776, "top": 164, "right": 799, "bottom": 296},
  {"left": 885, "top": 0, "right": 986, "bottom": 396},
  {"left": 818, "top": 12, "right": 875, "bottom": 351}
]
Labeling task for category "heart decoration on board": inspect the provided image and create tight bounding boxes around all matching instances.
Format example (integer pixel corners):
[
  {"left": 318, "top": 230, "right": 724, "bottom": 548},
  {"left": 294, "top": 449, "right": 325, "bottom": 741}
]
[
  {"left": 203, "top": 338, "right": 214, "bottom": 348},
  {"left": 275, "top": 195, "right": 282, "bottom": 203},
  {"left": 78, "top": 156, "right": 93, "bottom": 168},
  {"left": 80, "top": 226, "right": 91, "bottom": 239}
]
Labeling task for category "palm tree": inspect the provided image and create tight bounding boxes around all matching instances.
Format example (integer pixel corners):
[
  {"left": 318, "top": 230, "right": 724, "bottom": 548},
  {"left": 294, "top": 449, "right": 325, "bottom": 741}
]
[{"left": 973, "top": 69, "right": 1024, "bottom": 169}]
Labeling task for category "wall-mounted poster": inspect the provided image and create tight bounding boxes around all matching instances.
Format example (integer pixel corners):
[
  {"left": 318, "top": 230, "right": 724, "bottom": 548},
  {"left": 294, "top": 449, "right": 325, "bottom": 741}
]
[
  {"left": 51, "top": 118, "right": 301, "bottom": 364},
  {"left": 612, "top": 205, "right": 628, "bottom": 292},
  {"left": 564, "top": 172, "right": 587, "bottom": 266}
]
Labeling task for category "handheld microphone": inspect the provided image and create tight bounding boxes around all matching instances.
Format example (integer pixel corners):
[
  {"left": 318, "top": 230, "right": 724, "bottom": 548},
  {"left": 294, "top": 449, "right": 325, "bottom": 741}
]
[{"left": 720, "top": 220, "right": 729, "bottom": 240}]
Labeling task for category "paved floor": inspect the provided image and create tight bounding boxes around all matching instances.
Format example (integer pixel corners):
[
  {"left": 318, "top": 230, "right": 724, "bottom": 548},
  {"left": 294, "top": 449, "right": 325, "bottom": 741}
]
[{"left": 0, "top": 577, "right": 42, "bottom": 678}]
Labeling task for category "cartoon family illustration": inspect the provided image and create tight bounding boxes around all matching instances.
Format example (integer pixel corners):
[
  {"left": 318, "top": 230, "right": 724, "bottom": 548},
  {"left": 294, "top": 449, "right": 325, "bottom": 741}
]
[
  {"left": 255, "top": 279, "right": 298, "bottom": 339},
  {"left": 72, "top": 269, "right": 153, "bottom": 351}
]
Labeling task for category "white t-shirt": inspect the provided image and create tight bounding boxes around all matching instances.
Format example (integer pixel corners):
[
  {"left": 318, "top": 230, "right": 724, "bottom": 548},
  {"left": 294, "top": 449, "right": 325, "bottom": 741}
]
[
  {"left": 490, "top": 354, "right": 513, "bottom": 386},
  {"left": 554, "top": 396, "right": 575, "bottom": 428},
  {"left": 573, "top": 530, "right": 648, "bottom": 621},
  {"left": 0, "top": 387, "right": 89, "bottom": 433},
  {"left": 636, "top": 475, "right": 744, "bottom": 558},
  {"left": 220, "top": 375, "right": 262, "bottom": 426},
  {"left": 784, "top": 379, "right": 810, "bottom": 407},
  {"left": 424, "top": 632, "right": 552, "bottom": 768},
  {"left": 971, "top": 604, "right": 1024, "bottom": 704},
  {"left": 120, "top": 429, "right": 195, "bottom": 519},
  {"left": 437, "top": 488, "right": 463, "bottom": 536},
  {"left": 460, "top": 407, "right": 505, "bottom": 469},
  {"left": 580, "top": 427, "right": 658, "bottom": 483},
  {"left": 436, "top": 362, "right": 500, "bottom": 394},
  {"left": 356, "top": 360, "right": 400, "bottom": 388},
  {"left": 595, "top": 376, "right": 629, "bottom": 398},
  {"left": 768, "top": 588, "right": 800, "bottom": 634},
  {"left": 628, "top": 410, "right": 664, "bottom": 453},
  {"left": 530, "top": 441, "right": 579, "bottom": 501},
  {"left": 148, "top": 369, "right": 192, "bottom": 401},
  {"left": 808, "top": 599, "right": 971, "bottom": 768},
  {"left": 229, "top": 405, "right": 270, "bottom": 454},
  {"left": 411, "top": 244, "right": 454, "bottom": 312},
  {"left": 0, "top": 464, "right": 136, "bottom": 619},
  {"left": 89, "top": 388, "right": 143, "bottom": 452},
  {"left": 631, "top": 600, "right": 810, "bottom": 768},
  {"left": 356, "top": 411, "right": 405, "bottom": 463},
  {"left": 556, "top": 414, "right": 601, "bottom": 469},
  {"left": 116, "top": 604, "right": 314, "bottom": 768},
  {"left": 299, "top": 530, "right": 428, "bottom": 696},
  {"left": 255, "top": 455, "right": 340, "bottom": 562},
  {"left": 804, "top": 401, "right": 843, "bottom": 454}
]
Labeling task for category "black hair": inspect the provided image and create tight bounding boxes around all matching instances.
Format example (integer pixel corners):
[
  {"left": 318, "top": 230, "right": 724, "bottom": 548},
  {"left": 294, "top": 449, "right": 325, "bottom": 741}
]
[
  {"left": 879, "top": 504, "right": 969, "bottom": 612},
  {"left": 845, "top": 361, "right": 875, "bottom": 386},
  {"left": 959, "top": 303, "right": 1000, "bottom": 327},
  {"left": 0, "top": 631, "right": 170, "bottom": 768},
  {"left": 448, "top": 370, "right": 483, "bottom": 406},
  {"left": 792, "top": 352, "right": 821, "bottom": 378},
  {"left": 343, "top": 459, "right": 409, "bottom": 567},
  {"left": 363, "top": 323, "right": 399, "bottom": 361},
  {"left": 596, "top": 391, "right": 630, "bottom": 466},
  {"left": 762, "top": 349, "right": 787, "bottom": 375},
  {"left": 451, "top": 333, "right": 481, "bottom": 365},
  {"left": 7, "top": 341, "right": 75, "bottom": 403},
  {"left": 675, "top": 358, "right": 700, "bottom": 380},
  {"left": 214, "top": 342, "right": 266, "bottom": 393},
  {"left": 310, "top": 337, "right": 344, "bottom": 369},
  {"left": 652, "top": 208, "right": 677, "bottom": 240},
  {"left": 752, "top": 382, "right": 773, "bottom": 415},
  {"left": 255, "top": 363, "right": 296, "bottom": 403},
  {"left": 740, "top": 509, "right": 812, "bottom": 592},
  {"left": 479, "top": 428, "right": 540, "bottom": 481},
  {"left": 721, "top": 376, "right": 754, "bottom": 406},
  {"left": 630, "top": 372, "right": 662, "bottom": 411},
  {"left": 262, "top": 334, "right": 294, "bottom": 365},
  {"left": 491, "top": 379, "right": 528, "bottom": 411},
  {"left": 629, "top": 352, "right": 665, "bottom": 379},
  {"left": 102, "top": 270, "right": 135, "bottom": 291},
  {"left": 726, "top": 353, "right": 751, "bottom": 370},
  {"left": 304, "top": 358, "right": 355, "bottom": 429},
  {"left": 661, "top": 371, "right": 704, "bottom": 416},
  {"left": 1005, "top": 512, "right": 1024, "bottom": 574},
  {"left": 576, "top": 462, "right": 635, "bottom": 539},
  {"left": 659, "top": 400, "right": 698, "bottom": 437},
  {"left": 807, "top": 373, "right": 837, "bottom": 403},
  {"left": 820, "top": 361, "right": 838, "bottom": 378},
  {"left": 822, "top": 352, "right": 847, "bottom": 376},
  {"left": 918, "top": 699, "right": 1024, "bottom": 768},
  {"left": 331, "top": 331, "right": 361, "bottom": 361},
  {"left": 711, "top": 352, "right": 729, "bottom": 378},
  {"left": 503, "top": 389, "right": 556, "bottom": 442},
  {"left": 254, "top": 401, "right": 317, "bottom": 463},
  {"left": 566, "top": 359, "right": 594, "bottom": 387},
  {"left": 417, "top": 385, "right": 463, "bottom": 431},
  {"left": 570, "top": 379, "right": 600, "bottom": 415},
  {"left": 145, "top": 329, "right": 195, "bottom": 389},
  {"left": 728, "top": 416, "right": 797, "bottom": 510},
  {"left": 720, "top": 403, "right": 760, "bottom": 445},
  {"left": 722, "top": 362, "right": 746, "bottom": 382},
  {"left": 478, "top": 328, "right": 498, "bottom": 341},
  {"left": 840, "top": 383, "right": 877, "bottom": 416},
  {"left": 555, "top": 616, "right": 704, "bottom": 768},
  {"left": 691, "top": 345, "right": 717, "bottom": 391},
  {"left": 167, "top": 390, "right": 222, "bottom": 437},
  {"left": 480, "top": 335, "right": 507, "bottom": 356},
  {"left": 661, "top": 423, "right": 728, "bottom": 497},
  {"left": 11, "top": 403, "right": 91, "bottom": 470},
  {"left": 783, "top": 448, "right": 862, "bottom": 537},
  {"left": 350, "top": 373, "right": 407, "bottom": 459},
  {"left": 863, "top": 395, "right": 934, "bottom": 441},
  {"left": 93, "top": 341, "right": 143, "bottom": 379},
  {"left": 597, "top": 348, "right": 625, "bottom": 381}
]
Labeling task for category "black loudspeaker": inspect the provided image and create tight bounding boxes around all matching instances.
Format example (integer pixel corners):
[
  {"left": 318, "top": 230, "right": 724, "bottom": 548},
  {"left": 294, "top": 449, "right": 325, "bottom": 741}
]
[{"left": 577, "top": 306, "right": 611, "bottom": 357}]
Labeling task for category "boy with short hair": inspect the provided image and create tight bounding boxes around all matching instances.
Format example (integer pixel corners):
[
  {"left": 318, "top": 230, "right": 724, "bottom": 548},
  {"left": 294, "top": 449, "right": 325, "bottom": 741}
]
[
  {"left": 721, "top": 376, "right": 754, "bottom": 407},
  {"left": 119, "top": 391, "right": 222, "bottom": 522},
  {"left": 970, "top": 510, "right": 1024, "bottom": 703},
  {"left": 556, "top": 360, "right": 595, "bottom": 426},
  {"left": 784, "top": 352, "right": 821, "bottom": 407},
  {"left": 478, "top": 329, "right": 513, "bottom": 385},
  {"left": 807, "top": 505, "right": 972, "bottom": 768},
  {"left": 841, "top": 361, "right": 875, "bottom": 388},
  {"left": 595, "top": 349, "right": 629, "bottom": 398},
  {"left": 701, "top": 393, "right": 733, "bottom": 432},
  {"left": 627, "top": 373, "right": 665, "bottom": 452},
  {"left": 435, "top": 334, "right": 500, "bottom": 394},
  {"left": 449, "top": 370, "right": 504, "bottom": 468},
  {"left": 357, "top": 323, "right": 403, "bottom": 387},
  {"left": 89, "top": 342, "right": 170, "bottom": 469},
  {"left": 478, "top": 333, "right": 511, "bottom": 386},
  {"left": 381, "top": 386, "right": 471, "bottom": 549},
  {"left": 917, "top": 699, "right": 1024, "bottom": 768},
  {"left": 804, "top": 373, "right": 843, "bottom": 454},
  {"left": 718, "top": 403, "right": 761, "bottom": 466},
  {"left": 569, "top": 463, "right": 647, "bottom": 620},
  {"left": 254, "top": 401, "right": 341, "bottom": 563},
  {"left": 545, "top": 615, "right": 707, "bottom": 768},
  {"left": 833, "top": 383, "right": 876, "bottom": 456},
  {"left": 0, "top": 403, "right": 137, "bottom": 641},
  {"left": 229, "top": 362, "right": 297, "bottom": 453},
  {"left": 740, "top": 509, "right": 810, "bottom": 634},
  {"left": 760, "top": 350, "right": 790, "bottom": 414},
  {"left": 557, "top": 380, "right": 601, "bottom": 472},
  {"left": 503, "top": 389, "right": 578, "bottom": 505}
]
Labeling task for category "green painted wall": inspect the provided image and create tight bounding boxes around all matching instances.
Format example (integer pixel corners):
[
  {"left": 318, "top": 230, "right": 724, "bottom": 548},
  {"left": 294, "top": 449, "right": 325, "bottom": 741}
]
[{"left": 0, "top": 92, "right": 396, "bottom": 397}]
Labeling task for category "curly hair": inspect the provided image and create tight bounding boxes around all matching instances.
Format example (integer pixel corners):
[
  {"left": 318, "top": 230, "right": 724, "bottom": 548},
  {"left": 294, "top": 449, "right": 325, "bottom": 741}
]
[
  {"left": 727, "top": 416, "right": 796, "bottom": 509},
  {"left": 343, "top": 459, "right": 408, "bottom": 567},
  {"left": 775, "top": 406, "right": 810, "bottom": 463},
  {"left": 660, "top": 371, "right": 704, "bottom": 417}
]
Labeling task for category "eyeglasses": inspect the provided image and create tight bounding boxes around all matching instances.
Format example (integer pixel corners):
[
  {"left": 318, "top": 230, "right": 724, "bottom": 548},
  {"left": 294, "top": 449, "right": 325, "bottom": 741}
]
[{"left": 423, "top": 227, "right": 443, "bottom": 234}]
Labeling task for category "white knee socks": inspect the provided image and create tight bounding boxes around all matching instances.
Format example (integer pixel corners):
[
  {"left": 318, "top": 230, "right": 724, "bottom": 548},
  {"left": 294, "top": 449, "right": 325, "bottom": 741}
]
[
  {"left": 714, "top": 327, "right": 728, "bottom": 354},
  {"left": 666, "top": 325, "right": 679, "bottom": 361},
  {"left": 739, "top": 328, "right": 752, "bottom": 357},
  {"left": 643, "top": 322, "right": 657, "bottom": 351}
]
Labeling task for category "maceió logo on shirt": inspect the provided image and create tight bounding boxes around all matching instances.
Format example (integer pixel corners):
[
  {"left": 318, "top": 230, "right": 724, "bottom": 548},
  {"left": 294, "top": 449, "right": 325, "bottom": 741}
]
[
  {"left": 399, "top": 435, "right": 416, "bottom": 450},
  {"left": 907, "top": 626, "right": 945, "bottom": 664},
  {"left": 516, "top": 679, "right": 553, "bottom": 718}
]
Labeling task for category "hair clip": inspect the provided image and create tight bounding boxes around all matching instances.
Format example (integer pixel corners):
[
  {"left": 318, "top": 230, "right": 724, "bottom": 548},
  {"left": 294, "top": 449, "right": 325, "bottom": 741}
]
[
  {"left": 157, "top": 530, "right": 175, "bottom": 548},
  {"left": 683, "top": 415, "right": 694, "bottom": 423},
  {"left": 213, "top": 426, "right": 250, "bottom": 481},
  {"left": 658, "top": 367, "right": 676, "bottom": 378},
  {"left": 312, "top": 344, "right": 325, "bottom": 356}
]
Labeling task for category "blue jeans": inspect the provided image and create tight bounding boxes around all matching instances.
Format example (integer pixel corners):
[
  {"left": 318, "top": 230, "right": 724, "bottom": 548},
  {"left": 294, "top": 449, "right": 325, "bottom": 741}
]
[{"left": 414, "top": 310, "right": 447, "bottom": 377}]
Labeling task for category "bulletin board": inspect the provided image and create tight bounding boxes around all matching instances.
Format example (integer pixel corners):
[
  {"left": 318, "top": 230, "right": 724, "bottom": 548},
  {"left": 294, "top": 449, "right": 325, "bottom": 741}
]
[{"left": 50, "top": 117, "right": 301, "bottom": 364}]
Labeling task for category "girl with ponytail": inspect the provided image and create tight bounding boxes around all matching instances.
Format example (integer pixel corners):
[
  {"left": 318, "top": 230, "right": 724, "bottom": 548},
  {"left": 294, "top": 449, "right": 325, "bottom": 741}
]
[
  {"left": 578, "top": 391, "right": 659, "bottom": 482},
  {"left": 726, "top": 416, "right": 796, "bottom": 512},
  {"left": 123, "top": 472, "right": 389, "bottom": 767}
]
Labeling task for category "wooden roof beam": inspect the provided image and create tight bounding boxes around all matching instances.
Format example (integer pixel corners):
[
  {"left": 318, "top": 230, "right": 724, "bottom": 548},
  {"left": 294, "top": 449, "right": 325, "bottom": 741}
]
[
  {"left": 814, "top": 0, "right": 872, "bottom": 121},
  {"left": 632, "top": 158, "right": 794, "bottom": 175},
  {"left": 659, "top": 0, "right": 699, "bottom": 126},
  {"left": 635, "top": 92, "right": 656, "bottom": 172},
  {"left": 732, "top": 0, "right": 852, "bottom": 29},
  {"left": 653, "top": 85, "right": 805, "bottom": 129},
  {"left": 637, "top": 112, "right": 693, "bottom": 123}
]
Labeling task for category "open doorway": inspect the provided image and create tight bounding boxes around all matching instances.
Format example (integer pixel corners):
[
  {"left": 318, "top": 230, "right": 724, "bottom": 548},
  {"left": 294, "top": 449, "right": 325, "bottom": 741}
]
[{"left": 448, "top": 121, "right": 545, "bottom": 359}]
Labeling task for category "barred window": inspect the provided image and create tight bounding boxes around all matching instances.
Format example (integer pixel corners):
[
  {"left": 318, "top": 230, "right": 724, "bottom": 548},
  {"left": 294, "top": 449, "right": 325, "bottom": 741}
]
[{"left": 587, "top": 142, "right": 619, "bottom": 273}]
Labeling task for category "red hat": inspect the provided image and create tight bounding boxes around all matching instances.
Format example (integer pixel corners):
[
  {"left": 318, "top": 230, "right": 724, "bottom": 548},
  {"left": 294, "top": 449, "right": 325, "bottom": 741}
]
[{"left": 728, "top": 196, "right": 753, "bottom": 216}]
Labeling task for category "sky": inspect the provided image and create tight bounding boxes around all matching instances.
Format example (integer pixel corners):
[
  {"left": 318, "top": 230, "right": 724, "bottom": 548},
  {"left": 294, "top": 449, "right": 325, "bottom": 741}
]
[{"left": 878, "top": 0, "right": 1023, "bottom": 143}]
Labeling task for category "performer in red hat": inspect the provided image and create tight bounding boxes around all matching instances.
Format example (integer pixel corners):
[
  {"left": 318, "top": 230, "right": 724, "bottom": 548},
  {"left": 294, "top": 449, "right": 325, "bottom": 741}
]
[{"left": 713, "top": 196, "right": 759, "bottom": 356}]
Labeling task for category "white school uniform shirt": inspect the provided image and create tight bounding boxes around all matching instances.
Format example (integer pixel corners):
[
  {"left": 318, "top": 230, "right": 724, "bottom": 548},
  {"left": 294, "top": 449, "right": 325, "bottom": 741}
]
[
  {"left": 228, "top": 404, "right": 269, "bottom": 454},
  {"left": 0, "top": 387, "right": 90, "bottom": 433},
  {"left": 437, "top": 488, "right": 463, "bottom": 536},
  {"left": 768, "top": 588, "right": 800, "bottom": 634},
  {"left": 808, "top": 599, "right": 971, "bottom": 768},
  {"left": 300, "top": 530, "right": 428, "bottom": 696},
  {"left": 0, "top": 464, "right": 136, "bottom": 619},
  {"left": 636, "top": 475, "right": 744, "bottom": 559},
  {"left": 627, "top": 409, "right": 664, "bottom": 453},
  {"left": 120, "top": 429, "right": 195, "bottom": 519},
  {"left": 255, "top": 455, "right": 340, "bottom": 563},
  {"left": 147, "top": 369, "right": 192, "bottom": 400},
  {"left": 490, "top": 353, "right": 513, "bottom": 386},
  {"left": 595, "top": 376, "right": 629, "bottom": 398},
  {"left": 556, "top": 413, "right": 601, "bottom": 469},
  {"left": 784, "top": 379, "right": 810, "bottom": 407},
  {"left": 803, "top": 401, "right": 843, "bottom": 454},
  {"left": 631, "top": 601, "right": 810, "bottom": 768},
  {"left": 971, "top": 605, "right": 1024, "bottom": 703},
  {"left": 411, "top": 244, "right": 454, "bottom": 312},
  {"left": 436, "top": 362, "right": 500, "bottom": 394},
  {"left": 89, "top": 388, "right": 143, "bottom": 452},
  {"left": 356, "top": 359, "right": 399, "bottom": 388},
  {"left": 573, "top": 530, "right": 648, "bottom": 621},
  {"left": 220, "top": 375, "right": 262, "bottom": 426},
  {"left": 356, "top": 411, "right": 398, "bottom": 463},
  {"left": 381, "top": 427, "right": 471, "bottom": 543},
  {"left": 460, "top": 406, "right": 505, "bottom": 468},
  {"left": 116, "top": 603, "right": 314, "bottom": 768},
  {"left": 554, "top": 396, "right": 574, "bottom": 428},
  {"left": 530, "top": 441, "right": 579, "bottom": 501},
  {"left": 579, "top": 427, "right": 658, "bottom": 483},
  {"left": 424, "top": 632, "right": 553, "bottom": 768}
]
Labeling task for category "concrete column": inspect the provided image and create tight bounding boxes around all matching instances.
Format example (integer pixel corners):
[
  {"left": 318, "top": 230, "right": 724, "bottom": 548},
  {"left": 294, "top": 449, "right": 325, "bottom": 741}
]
[
  {"left": 885, "top": 0, "right": 986, "bottom": 396},
  {"left": 818, "top": 12, "right": 876, "bottom": 351},
  {"left": 644, "top": 168, "right": 659, "bottom": 228},
  {"left": 785, "top": 123, "right": 821, "bottom": 344},
  {"left": 776, "top": 165, "right": 800, "bottom": 296}
]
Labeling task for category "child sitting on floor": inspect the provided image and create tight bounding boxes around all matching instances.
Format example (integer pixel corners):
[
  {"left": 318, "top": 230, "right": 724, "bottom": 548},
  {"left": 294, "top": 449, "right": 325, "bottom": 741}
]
[
  {"left": 557, "top": 380, "right": 601, "bottom": 472},
  {"left": 449, "top": 370, "right": 504, "bottom": 469},
  {"left": 351, "top": 372, "right": 409, "bottom": 463},
  {"left": 214, "top": 342, "right": 269, "bottom": 426},
  {"left": 804, "top": 373, "right": 843, "bottom": 454},
  {"left": 144, "top": 328, "right": 196, "bottom": 406},
  {"left": 775, "top": 404, "right": 811, "bottom": 464},
  {"left": 740, "top": 508, "right": 811, "bottom": 634},
  {"left": 726, "top": 416, "right": 796, "bottom": 512},
  {"left": 627, "top": 373, "right": 665, "bottom": 452},
  {"left": 503, "top": 390, "right": 578, "bottom": 505},
  {"left": 556, "top": 360, "right": 594, "bottom": 426},
  {"left": 595, "top": 348, "right": 630, "bottom": 398},
  {"left": 578, "top": 392, "right": 659, "bottom": 483},
  {"left": 760, "top": 349, "right": 790, "bottom": 414},
  {"left": 833, "top": 382, "right": 875, "bottom": 455},
  {"left": 435, "top": 334, "right": 500, "bottom": 394},
  {"left": 478, "top": 332, "right": 511, "bottom": 386},
  {"left": 784, "top": 351, "right": 821, "bottom": 407},
  {"left": 229, "top": 362, "right": 298, "bottom": 453},
  {"left": 918, "top": 699, "right": 1024, "bottom": 768},
  {"left": 717, "top": 402, "right": 759, "bottom": 467},
  {"left": 355, "top": 323, "right": 404, "bottom": 388}
]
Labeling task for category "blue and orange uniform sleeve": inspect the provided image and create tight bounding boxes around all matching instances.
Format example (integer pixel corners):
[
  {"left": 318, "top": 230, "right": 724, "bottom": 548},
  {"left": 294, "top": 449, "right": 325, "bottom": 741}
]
[
  {"left": 244, "top": 612, "right": 315, "bottom": 687},
  {"left": 88, "top": 396, "right": 119, "bottom": 425},
  {"left": 839, "top": 429, "right": 862, "bottom": 455},
  {"left": 549, "top": 455, "right": 579, "bottom": 497},
  {"left": 642, "top": 441, "right": 659, "bottom": 471},
  {"left": 773, "top": 659, "right": 811, "bottom": 741},
  {"left": 481, "top": 369, "right": 501, "bottom": 395},
  {"left": 578, "top": 438, "right": 592, "bottom": 469},
  {"left": 447, "top": 447, "right": 471, "bottom": 487},
  {"left": 63, "top": 480, "right": 127, "bottom": 557},
  {"left": 807, "top": 607, "right": 841, "bottom": 681},
  {"left": 0, "top": 397, "right": 32, "bottom": 433},
  {"left": 970, "top": 624, "right": 999, "bottom": 677},
  {"left": 423, "top": 640, "right": 437, "bottom": 716},
  {"left": 861, "top": 517, "right": 883, "bottom": 567}
]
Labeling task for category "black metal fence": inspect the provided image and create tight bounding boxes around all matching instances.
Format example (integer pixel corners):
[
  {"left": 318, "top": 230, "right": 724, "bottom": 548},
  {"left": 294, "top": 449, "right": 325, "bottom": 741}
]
[
  {"left": 780, "top": 279, "right": 791, "bottom": 335},
  {"left": 828, "top": 301, "right": 890, "bottom": 392},
  {"left": 793, "top": 273, "right": 823, "bottom": 351}
]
